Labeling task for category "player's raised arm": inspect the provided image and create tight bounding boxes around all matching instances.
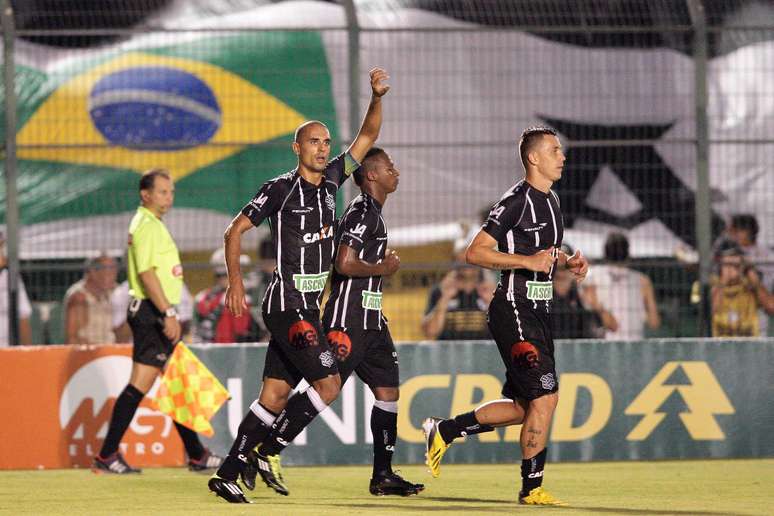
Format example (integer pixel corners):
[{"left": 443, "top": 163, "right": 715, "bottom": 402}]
[{"left": 346, "top": 67, "right": 390, "bottom": 163}]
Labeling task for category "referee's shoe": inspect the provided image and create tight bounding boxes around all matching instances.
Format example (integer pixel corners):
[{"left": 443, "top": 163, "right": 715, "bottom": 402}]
[
  {"left": 208, "top": 475, "right": 250, "bottom": 503},
  {"left": 92, "top": 452, "right": 141, "bottom": 474}
]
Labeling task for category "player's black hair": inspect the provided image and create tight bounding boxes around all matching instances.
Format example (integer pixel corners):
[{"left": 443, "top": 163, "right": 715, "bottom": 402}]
[
  {"left": 729, "top": 214, "right": 759, "bottom": 244},
  {"left": 353, "top": 147, "right": 386, "bottom": 187},
  {"left": 139, "top": 168, "right": 170, "bottom": 192},
  {"left": 518, "top": 125, "right": 557, "bottom": 169},
  {"left": 604, "top": 232, "right": 630, "bottom": 262}
]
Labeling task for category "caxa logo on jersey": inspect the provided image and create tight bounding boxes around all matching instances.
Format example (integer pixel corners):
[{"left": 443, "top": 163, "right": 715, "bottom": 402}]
[
  {"left": 326, "top": 330, "right": 352, "bottom": 362},
  {"left": 511, "top": 341, "right": 540, "bottom": 369},
  {"left": 17, "top": 52, "right": 305, "bottom": 180},
  {"left": 288, "top": 320, "right": 319, "bottom": 350},
  {"left": 303, "top": 225, "right": 334, "bottom": 244}
]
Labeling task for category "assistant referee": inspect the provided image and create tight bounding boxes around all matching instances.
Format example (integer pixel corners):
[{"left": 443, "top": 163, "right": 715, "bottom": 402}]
[{"left": 93, "top": 169, "right": 222, "bottom": 474}]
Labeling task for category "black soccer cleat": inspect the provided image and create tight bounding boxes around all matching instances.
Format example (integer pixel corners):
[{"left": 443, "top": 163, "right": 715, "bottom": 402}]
[
  {"left": 208, "top": 475, "right": 250, "bottom": 503},
  {"left": 92, "top": 452, "right": 142, "bottom": 474},
  {"left": 369, "top": 471, "right": 425, "bottom": 496},
  {"left": 188, "top": 448, "right": 224, "bottom": 472},
  {"left": 240, "top": 449, "right": 260, "bottom": 491},
  {"left": 253, "top": 448, "right": 289, "bottom": 496}
]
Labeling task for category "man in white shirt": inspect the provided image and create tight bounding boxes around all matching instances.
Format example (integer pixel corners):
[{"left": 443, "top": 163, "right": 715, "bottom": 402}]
[
  {"left": 584, "top": 232, "right": 660, "bottom": 340},
  {"left": 0, "top": 232, "right": 32, "bottom": 346}
]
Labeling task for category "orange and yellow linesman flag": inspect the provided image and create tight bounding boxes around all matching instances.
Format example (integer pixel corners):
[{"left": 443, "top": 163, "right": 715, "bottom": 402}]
[{"left": 152, "top": 342, "right": 230, "bottom": 438}]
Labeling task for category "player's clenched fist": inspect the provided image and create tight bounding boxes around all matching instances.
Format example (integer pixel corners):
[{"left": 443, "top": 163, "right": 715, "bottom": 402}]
[
  {"left": 381, "top": 249, "right": 401, "bottom": 276},
  {"left": 370, "top": 67, "right": 390, "bottom": 97},
  {"left": 526, "top": 246, "right": 557, "bottom": 273}
]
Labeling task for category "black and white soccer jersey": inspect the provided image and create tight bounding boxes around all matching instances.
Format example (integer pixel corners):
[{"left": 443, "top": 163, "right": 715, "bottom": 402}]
[
  {"left": 482, "top": 180, "right": 564, "bottom": 311},
  {"left": 242, "top": 152, "right": 360, "bottom": 314},
  {"left": 323, "top": 192, "right": 388, "bottom": 331}
]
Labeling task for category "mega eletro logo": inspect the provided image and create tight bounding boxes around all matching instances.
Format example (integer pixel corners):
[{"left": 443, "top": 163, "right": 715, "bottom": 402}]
[{"left": 58, "top": 356, "right": 180, "bottom": 466}]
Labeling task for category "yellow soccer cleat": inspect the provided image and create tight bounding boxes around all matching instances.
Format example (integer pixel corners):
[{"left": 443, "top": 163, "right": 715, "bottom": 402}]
[
  {"left": 422, "top": 417, "right": 450, "bottom": 478},
  {"left": 519, "top": 486, "right": 568, "bottom": 506}
]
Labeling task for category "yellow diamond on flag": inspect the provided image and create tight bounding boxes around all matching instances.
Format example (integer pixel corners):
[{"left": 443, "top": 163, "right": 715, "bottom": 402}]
[
  {"left": 17, "top": 52, "right": 305, "bottom": 180},
  {"left": 152, "top": 342, "right": 230, "bottom": 437}
]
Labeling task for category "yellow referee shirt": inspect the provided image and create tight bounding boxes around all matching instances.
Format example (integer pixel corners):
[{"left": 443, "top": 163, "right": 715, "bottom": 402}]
[{"left": 127, "top": 206, "right": 183, "bottom": 305}]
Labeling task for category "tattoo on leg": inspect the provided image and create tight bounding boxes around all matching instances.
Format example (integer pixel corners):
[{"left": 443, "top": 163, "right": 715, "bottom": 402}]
[{"left": 525, "top": 427, "right": 541, "bottom": 448}]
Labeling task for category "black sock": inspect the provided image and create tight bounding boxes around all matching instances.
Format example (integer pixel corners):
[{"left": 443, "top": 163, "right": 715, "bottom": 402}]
[
  {"left": 99, "top": 384, "right": 144, "bottom": 457},
  {"left": 259, "top": 388, "right": 326, "bottom": 456},
  {"left": 370, "top": 402, "right": 398, "bottom": 477},
  {"left": 520, "top": 448, "right": 547, "bottom": 495},
  {"left": 438, "top": 410, "right": 494, "bottom": 444},
  {"left": 217, "top": 402, "right": 278, "bottom": 481},
  {"left": 174, "top": 422, "right": 205, "bottom": 461}
]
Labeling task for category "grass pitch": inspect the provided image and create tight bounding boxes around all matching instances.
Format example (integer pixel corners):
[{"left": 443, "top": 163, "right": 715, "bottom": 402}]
[{"left": 0, "top": 459, "right": 771, "bottom": 515}]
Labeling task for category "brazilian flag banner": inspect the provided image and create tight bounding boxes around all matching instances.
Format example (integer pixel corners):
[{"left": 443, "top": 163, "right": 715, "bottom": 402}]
[{"left": 1, "top": 30, "right": 339, "bottom": 256}]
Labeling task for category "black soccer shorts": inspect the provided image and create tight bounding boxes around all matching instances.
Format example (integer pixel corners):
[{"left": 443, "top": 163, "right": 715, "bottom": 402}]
[
  {"left": 325, "top": 326, "right": 400, "bottom": 388},
  {"left": 487, "top": 293, "right": 559, "bottom": 401},
  {"left": 127, "top": 298, "right": 175, "bottom": 368},
  {"left": 262, "top": 309, "right": 339, "bottom": 387}
]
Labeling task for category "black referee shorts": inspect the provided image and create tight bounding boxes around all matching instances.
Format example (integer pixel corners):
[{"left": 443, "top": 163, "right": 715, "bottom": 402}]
[
  {"left": 127, "top": 298, "right": 175, "bottom": 368},
  {"left": 325, "top": 326, "right": 399, "bottom": 388},
  {"left": 262, "top": 309, "right": 339, "bottom": 387},
  {"left": 487, "top": 293, "right": 559, "bottom": 401}
]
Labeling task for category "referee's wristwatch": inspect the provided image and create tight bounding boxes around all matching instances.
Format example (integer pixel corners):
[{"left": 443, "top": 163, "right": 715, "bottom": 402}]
[{"left": 164, "top": 306, "right": 178, "bottom": 319}]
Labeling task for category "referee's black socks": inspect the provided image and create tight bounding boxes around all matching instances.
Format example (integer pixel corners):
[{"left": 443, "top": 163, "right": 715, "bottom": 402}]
[
  {"left": 370, "top": 400, "right": 398, "bottom": 477},
  {"left": 259, "top": 387, "right": 328, "bottom": 456},
  {"left": 520, "top": 447, "right": 547, "bottom": 495},
  {"left": 174, "top": 422, "right": 205, "bottom": 461},
  {"left": 99, "top": 384, "right": 144, "bottom": 458},
  {"left": 217, "top": 401, "right": 278, "bottom": 481},
  {"left": 438, "top": 411, "right": 494, "bottom": 444}
]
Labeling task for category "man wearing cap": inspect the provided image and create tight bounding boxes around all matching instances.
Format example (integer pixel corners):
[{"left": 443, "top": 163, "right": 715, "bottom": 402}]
[{"left": 192, "top": 249, "right": 259, "bottom": 343}]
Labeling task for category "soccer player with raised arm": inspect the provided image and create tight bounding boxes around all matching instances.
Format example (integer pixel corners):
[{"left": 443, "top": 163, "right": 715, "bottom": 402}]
[
  {"left": 208, "top": 68, "right": 390, "bottom": 503},
  {"left": 422, "top": 126, "right": 589, "bottom": 506}
]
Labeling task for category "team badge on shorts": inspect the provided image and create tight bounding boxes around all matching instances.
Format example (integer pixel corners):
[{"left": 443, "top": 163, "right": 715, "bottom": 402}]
[
  {"left": 319, "top": 350, "right": 335, "bottom": 368},
  {"left": 540, "top": 373, "right": 556, "bottom": 390},
  {"left": 289, "top": 320, "right": 319, "bottom": 350},
  {"left": 510, "top": 341, "right": 540, "bottom": 369},
  {"left": 326, "top": 330, "right": 352, "bottom": 361}
]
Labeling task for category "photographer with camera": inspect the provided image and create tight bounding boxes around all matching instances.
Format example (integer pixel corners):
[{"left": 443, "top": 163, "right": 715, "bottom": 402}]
[{"left": 711, "top": 241, "right": 774, "bottom": 337}]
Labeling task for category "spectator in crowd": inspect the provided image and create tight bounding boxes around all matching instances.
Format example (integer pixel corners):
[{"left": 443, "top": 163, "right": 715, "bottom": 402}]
[
  {"left": 711, "top": 241, "right": 774, "bottom": 337},
  {"left": 63, "top": 254, "right": 118, "bottom": 344},
  {"left": 111, "top": 279, "right": 194, "bottom": 343},
  {"left": 583, "top": 232, "right": 660, "bottom": 340},
  {"left": 724, "top": 214, "right": 774, "bottom": 335},
  {"left": 0, "top": 231, "right": 32, "bottom": 346},
  {"left": 192, "top": 249, "right": 260, "bottom": 343},
  {"left": 422, "top": 247, "right": 495, "bottom": 340},
  {"left": 552, "top": 244, "right": 617, "bottom": 339}
]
